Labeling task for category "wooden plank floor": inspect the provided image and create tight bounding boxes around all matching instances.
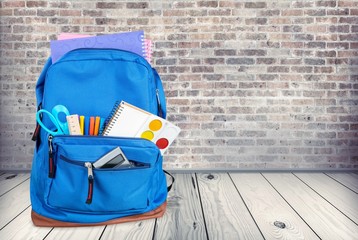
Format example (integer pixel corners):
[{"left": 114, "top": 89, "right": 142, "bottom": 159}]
[{"left": 0, "top": 171, "right": 357, "bottom": 240}]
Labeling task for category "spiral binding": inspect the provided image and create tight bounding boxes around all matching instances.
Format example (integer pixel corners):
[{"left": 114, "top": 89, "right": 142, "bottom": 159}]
[
  {"left": 100, "top": 101, "right": 124, "bottom": 136},
  {"left": 142, "top": 37, "right": 153, "bottom": 64}
]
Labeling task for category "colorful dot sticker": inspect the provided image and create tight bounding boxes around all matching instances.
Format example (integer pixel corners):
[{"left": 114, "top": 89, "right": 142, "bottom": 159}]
[
  {"left": 137, "top": 116, "right": 181, "bottom": 154},
  {"left": 141, "top": 130, "right": 154, "bottom": 140},
  {"left": 149, "top": 119, "right": 162, "bottom": 131},
  {"left": 140, "top": 119, "right": 164, "bottom": 141},
  {"left": 156, "top": 138, "right": 169, "bottom": 149}
]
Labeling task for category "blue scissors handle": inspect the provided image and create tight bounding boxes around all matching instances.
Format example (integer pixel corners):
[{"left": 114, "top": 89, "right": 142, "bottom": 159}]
[
  {"left": 36, "top": 110, "right": 65, "bottom": 136},
  {"left": 51, "top": 105, "right": 70, "bottom": 134},
  {"left": 36, "top": 105, "right": 70, "bottom": 136}
]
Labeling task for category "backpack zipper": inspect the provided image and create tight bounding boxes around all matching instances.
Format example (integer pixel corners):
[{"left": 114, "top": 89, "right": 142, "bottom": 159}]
[
  {"left": 84, "top": 162, "right": 94, "bottom": 204},
  {"left": 32, "top": 103, "right": 43, "bottom": 141},
  {"left": 48, "top": 135, "right": 55, "bottom": 178},
  {"left": 55, "top": 48, "right": 148, "bottom": 65}
]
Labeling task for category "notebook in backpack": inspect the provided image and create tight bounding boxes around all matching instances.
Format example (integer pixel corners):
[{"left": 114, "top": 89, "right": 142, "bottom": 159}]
[{"left": 30, "top": 48, "right": 171, "bottom": 227}]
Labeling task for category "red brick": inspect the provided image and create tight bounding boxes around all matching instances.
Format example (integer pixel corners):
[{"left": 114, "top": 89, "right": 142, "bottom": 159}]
[
  {"left": 26, "top": 1, "right": 47, "bottom": 7},
  {"left": 282, "top": 9, "right": 303, "bottom": 16},
  {"left": 197, "top": 1, "right": 218, "bottom": 8},
  {"left": 2, "top": 1, "right": 25, "bottom": 7},
  {"left": 0, "top": 9, "right": 13, "bottom": 16},
  {"left": 316, "top": 1, "right": 336, "bottom": 7},
  {"left": 96, "top": 2, "right": 123, "bottom": 8},
  {"left": 244, "top": 2, "right": 266, "bottom": 8},
  {"left": 126, "top": 2, "right": 148, "bottom": 9},
  {"left": 37, "top": 9, "right": 57, "bottom": 16},
  {"left": 178, "top": 42, "right": 200, "bottom": 48}
]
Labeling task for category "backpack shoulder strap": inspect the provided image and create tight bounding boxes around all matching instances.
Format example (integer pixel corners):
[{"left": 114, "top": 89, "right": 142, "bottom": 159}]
[
  {"left": 163, "top": 170, "right": 175, "bottom": 192},
  {"left": 153, "top": 68, "right": 167, "bottom": 119}
]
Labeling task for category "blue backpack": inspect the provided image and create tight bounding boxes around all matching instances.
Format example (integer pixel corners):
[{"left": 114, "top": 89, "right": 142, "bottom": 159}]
[{"left": 30, "top": 49, "right": 171, "bottom": 226}]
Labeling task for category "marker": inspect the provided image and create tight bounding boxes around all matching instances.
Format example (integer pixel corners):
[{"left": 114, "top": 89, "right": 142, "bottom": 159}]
[
  {"left": 94, "top": 116, "right": 100, "bottom": 136},
  {"left": 79, "top": 116, "right": 85, "bottom": 135},
  {"left": 89, "top": 117, "right": 95, "bottom": 135}
]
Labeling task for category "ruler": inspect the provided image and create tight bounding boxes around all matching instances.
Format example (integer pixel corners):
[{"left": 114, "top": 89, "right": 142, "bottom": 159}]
[{"left": 66, "top": 115, "right": 82, "bottom": 135}]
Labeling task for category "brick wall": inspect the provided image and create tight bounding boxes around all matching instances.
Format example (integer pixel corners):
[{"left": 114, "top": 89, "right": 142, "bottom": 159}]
[{"left": 0, "top": 0, "right": 357, "bottom": 170}]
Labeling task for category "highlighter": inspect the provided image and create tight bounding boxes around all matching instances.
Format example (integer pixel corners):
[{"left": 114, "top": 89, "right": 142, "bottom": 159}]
[{"left": 79, "top": 116, "right": 85, "bottom": 135}]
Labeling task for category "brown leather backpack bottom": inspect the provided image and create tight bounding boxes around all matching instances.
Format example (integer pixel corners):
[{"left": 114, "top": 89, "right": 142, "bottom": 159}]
[{"left": 31, "top": 201, "right": 167, "bottom": 227}]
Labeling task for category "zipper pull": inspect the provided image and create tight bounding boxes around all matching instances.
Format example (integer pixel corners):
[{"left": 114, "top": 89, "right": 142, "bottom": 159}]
[
  {"left": 31, "top": 124, "right": 41, "bottom": 141},
  {"left": 84, "top": 162, "right": 94, "bottom": 204},
  {"left": 48, "top": 135, "right": 55, "bottom": 178},
  {"left": 32, "top": 104, "right": 42, "bottom": 141}
]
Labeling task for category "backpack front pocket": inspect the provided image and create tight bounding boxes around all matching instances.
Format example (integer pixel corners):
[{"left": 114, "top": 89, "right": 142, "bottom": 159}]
[{"left": 46, "top": 136, "right": 161, "bottom": 214}]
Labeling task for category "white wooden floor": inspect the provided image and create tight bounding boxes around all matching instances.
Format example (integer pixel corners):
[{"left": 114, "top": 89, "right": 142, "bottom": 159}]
[{"left": 0, "top": 171, "right": 357, "bottom": 240}]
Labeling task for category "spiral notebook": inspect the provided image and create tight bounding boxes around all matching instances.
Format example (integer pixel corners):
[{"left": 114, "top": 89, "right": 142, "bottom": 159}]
[
  {"left": 102, "top": 101, "right": 180, "bottom": 154},
  {"left": 51, "top": 31, "right": 153, "bottom": 63}
]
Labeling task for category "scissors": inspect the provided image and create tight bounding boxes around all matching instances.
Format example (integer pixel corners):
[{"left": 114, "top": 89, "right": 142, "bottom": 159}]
[{"left": 36, "top": 105, "right": 70, "bottom": 135}]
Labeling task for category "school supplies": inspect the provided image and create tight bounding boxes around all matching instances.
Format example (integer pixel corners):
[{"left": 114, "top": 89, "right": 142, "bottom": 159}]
[
  {"left": 51, "top": 31, "right": 147, "bottom": 63},
  {"left": 84, "top": 117, "right": 90, "bottom": 135},
  {"left": 99, "top": 118, "right": 105, "bottom": 135},
  {"left": 79, "top": 116, "right": 85, "bottom": 135},
  {"left": 36, "top": 105, "right": 70, "bottom": 135},
  {"left": 89, "top": 117, "right": 95, "bottom": 135},
  {"left": 92, "top": 147, "right": 131, "bottom": 169},
  {"left": 94, "top": 116, "right": 101, "bottom": 136},
  {"left": 79, "top": 116, "right": 103, "bottom": 136},
  {"left": 102, "top": 101, "right": 180, "bottom": 154},
  {"left": 57, "top": 33, "right": 91, "bottom": 40},
  {"left": 56, "top": 32, "right": 154, "bottom": 64},
  {"left": 143, "top": 38, "right": 153, "bottom": 63},
  {"left": 66, "top": 115, "right": 82, "bottom": 135}
]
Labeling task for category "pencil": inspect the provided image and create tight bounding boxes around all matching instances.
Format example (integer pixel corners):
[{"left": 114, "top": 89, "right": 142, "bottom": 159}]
[{"left": 94, "top": 116, "right": 100, "bottom": 136}]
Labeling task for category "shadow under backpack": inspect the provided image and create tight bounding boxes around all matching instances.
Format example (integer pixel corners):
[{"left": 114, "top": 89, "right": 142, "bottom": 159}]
[{"left": 30, "top": 49, "right": 173, "bottom": 227}]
